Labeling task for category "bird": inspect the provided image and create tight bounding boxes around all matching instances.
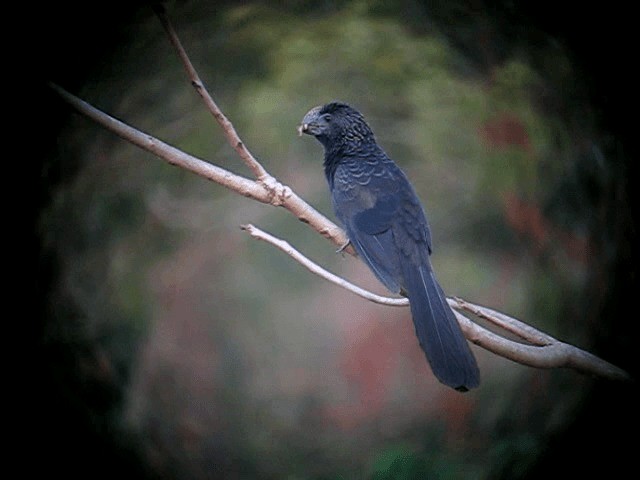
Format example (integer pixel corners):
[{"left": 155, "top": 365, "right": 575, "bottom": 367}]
[{"left": 298, "top": 102, "right": 480, "bottom": 391}]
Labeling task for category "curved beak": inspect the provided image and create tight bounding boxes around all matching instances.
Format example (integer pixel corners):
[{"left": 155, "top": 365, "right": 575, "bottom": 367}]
[{"left": 298, "top": 105, "right": 323, "bottom": 137}]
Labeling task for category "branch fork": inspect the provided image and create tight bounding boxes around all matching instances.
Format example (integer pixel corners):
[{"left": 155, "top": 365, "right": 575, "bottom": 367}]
[{"left": 257, "top": 175, "right": 292, "bottom": 207}]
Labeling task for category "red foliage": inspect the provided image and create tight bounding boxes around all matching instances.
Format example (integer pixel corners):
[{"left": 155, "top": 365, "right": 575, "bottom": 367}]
[
  {"left": 322, "top": 309, "right": 478, "bottom": 433},
  {"left": 503, "top": 191, "right": 592, "bottom": 263},
  {"left": 503, "top": 191, "right": 549, "bottom": 253},
  {"left": 478, "top": 113, "right": 531, "bottom": 152},
  {"left": 322, "top": 314, "right": 406, "bottom": 430}
]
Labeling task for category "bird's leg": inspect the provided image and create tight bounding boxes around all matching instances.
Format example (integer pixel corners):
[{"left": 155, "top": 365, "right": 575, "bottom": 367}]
[{"left": 336, "top": 239, "right": 351, "bottom": 255}]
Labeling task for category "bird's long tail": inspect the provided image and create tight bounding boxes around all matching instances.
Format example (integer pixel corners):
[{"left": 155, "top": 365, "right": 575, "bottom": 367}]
[{"left": 404, "top": 263, "right": 480, "bottom": 391}]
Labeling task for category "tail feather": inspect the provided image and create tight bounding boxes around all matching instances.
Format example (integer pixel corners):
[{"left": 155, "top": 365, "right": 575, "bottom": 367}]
[{"left": 405, "top": 264, "right": 480, "bottom": 391}]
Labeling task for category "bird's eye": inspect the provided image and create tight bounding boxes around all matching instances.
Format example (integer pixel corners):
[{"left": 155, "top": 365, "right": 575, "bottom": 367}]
[{"left": 322, "top": 114, "right": 332, "bottom": 122}]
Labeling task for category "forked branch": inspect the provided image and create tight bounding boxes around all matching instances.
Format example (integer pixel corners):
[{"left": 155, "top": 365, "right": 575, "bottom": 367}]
[
  {"left": 47, "top": 7, "right": 630, "bottom": 383},
  {"left": 242, "top": 224, "right": 630, "bottom": 382}
]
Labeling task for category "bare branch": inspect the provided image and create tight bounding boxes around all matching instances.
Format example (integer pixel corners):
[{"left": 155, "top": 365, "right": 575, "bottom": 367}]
[
  {"left": 48, "top": 83, "right": 269, "bottom": 200},
  {"left": 241, "top": 223, "right": 631, "bottom": 382},
  {"left": 150, "top": 5, "right": 354, "bottom": 254},
  {"left": 451, "top": 297, "right": 555, "bottom": 346},
  {"left": 152, "top": 3, "right": 268, "bottom": 181},
  {"left": 48, "top": 83, "right": 348, "bottom": 250},
  {"left": 452, "top": 309, "right": 630, "bottom": 381},
  {"left": 241, "top": 223, "right": 407, "bottom": 307}
]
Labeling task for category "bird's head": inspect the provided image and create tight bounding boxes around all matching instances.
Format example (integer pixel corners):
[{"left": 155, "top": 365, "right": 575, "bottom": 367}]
[{"left": 298, "top": 102, "right": 374, "bottom": 149}]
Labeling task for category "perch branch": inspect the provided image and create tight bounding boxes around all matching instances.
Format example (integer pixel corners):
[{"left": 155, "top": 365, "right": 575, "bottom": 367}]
[
  {"left": 47, "top": 82, "right": 347, "bottom": 249},
  {"left": 241, "top": 224, "right": 631, "bottom": 382}
]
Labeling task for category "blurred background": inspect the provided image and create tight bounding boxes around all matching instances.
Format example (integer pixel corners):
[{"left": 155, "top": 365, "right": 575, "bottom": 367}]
[{"left": 35, "top": 1, "right": 637, "bottom": 479}]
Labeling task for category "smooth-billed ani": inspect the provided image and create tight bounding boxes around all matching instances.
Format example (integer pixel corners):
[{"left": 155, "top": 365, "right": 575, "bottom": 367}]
[{"left": 299, "top": 102, "right": 480, "bottom": 391}]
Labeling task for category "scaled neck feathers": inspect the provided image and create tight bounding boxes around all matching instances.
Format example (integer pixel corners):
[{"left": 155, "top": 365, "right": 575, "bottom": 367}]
[
  {"left": 319, "top": 103, "right": 382, "bottom": 186},
  {"left": 323, "top": 139, "right": 385, "bottom": 188}
]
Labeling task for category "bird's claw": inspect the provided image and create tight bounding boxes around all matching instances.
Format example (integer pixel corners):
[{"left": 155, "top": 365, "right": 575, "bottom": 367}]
[{"left": 336, "top": 240, "right": 351, "bottom": 254}]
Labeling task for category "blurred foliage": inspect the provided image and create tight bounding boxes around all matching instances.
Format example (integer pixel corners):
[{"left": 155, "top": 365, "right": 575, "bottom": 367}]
[{"left": 38, "top": 0, "right": 636, "bottom": 479}]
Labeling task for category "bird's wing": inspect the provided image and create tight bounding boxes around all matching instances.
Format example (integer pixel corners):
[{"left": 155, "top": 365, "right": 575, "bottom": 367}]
[
  {"left": 391, "top": 179, "right": 433, "bottom": 258},
  {"left": 333, "top": 161, "right": 436, "bottom": 293},
  {"left": 351, "top": 165, "right": 432, "bottom": 254},
  {"left": 332, "top": 164, "right": 405, "bottom": 293},
  {"left": 349, "top": 226, "right": 402, "bottom": 293},
  {"left": 353, "top": 193, "right": 399, "bottom": 235}
]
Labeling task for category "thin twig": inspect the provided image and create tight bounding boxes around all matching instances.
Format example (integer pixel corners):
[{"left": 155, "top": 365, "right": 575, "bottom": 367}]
[
  {"left": 451, "top": 297, "right": 555, "bottom": 346},
  {"left": 241, "top": 223, "right": 631, "bottom": 382},
  {"left": 152, "top": 3, "right": 269, "bottom": 180},
  {"left": 241, "top": 223, "right": 407, "bottom": 306}
]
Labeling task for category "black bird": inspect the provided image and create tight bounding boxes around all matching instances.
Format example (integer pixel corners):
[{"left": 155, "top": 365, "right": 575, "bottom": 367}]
[{"left": 299, "top": 102, "right": 480, "bottom": 391}]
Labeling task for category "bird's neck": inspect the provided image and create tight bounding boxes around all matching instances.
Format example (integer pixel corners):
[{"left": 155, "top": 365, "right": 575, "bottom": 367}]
[{"left": 322, "top": 137, "right": 382, "bottom": 187}]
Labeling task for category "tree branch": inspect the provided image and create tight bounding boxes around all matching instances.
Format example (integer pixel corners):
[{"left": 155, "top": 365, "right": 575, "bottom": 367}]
[
  {"left": 151, "top": 4, "right": 353, "bottom": 253},
  {"left": 152, "top": 3, "right": 269, "bottom": 181},
  {"left": 47, "top": 82, "right": 347, "bottom": 249},
  {"left": 48, "top": 82, "right": 269, "bottom": 200},
  {"left": 46, "top": 7, "right": 631, "bottom": 384},
  {"left": 241, "top": 223, "right": 408, "bottom": 307},
  {"left": 241, "top": 224, "right": 631, "bottom": 382}
]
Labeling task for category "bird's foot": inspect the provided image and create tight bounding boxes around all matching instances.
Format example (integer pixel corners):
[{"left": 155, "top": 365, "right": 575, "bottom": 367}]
[{"left": 336, "top": 240, "right": 351, "bottom": 254}]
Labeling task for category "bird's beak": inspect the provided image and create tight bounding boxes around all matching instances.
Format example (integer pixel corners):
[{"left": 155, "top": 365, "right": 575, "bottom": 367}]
[{"left": 299, "top": 105, "right": 323, "bottom": 137}]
